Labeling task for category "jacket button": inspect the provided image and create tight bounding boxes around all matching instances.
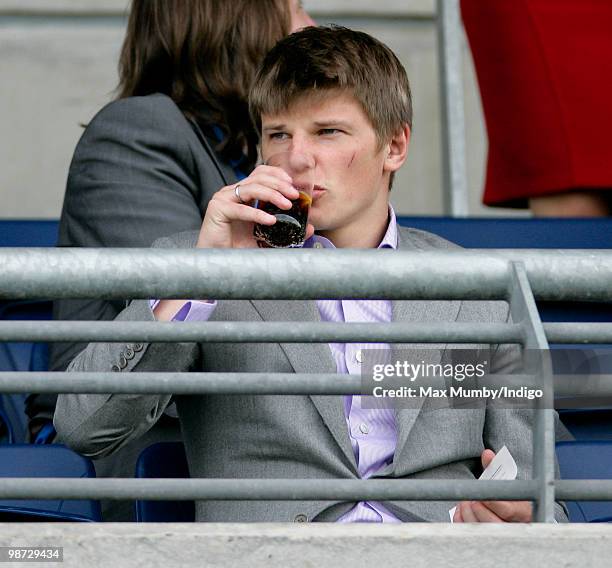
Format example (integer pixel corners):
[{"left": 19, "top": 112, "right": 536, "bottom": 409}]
[
  {"left": 294, "top": 514, "right": 308, "bottom": 523},
  {"left": 133, "top": 343, "right": 144, "bottom": 352},
  {"left": 118, "top": 354, "right": 128, "bottom": 369},
  {"left": 111, "top": 364, "right": 121, "bottom": 372}
]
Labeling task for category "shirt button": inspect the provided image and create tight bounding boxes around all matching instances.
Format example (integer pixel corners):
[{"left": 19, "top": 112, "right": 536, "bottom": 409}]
[
  {"left": 294, "top": 514, "right": 308, "bottom": 523},
  {"left": 111, "top": 365, "right": 121, "bottom": 372},
  {"left": 125, "top": 347, "right": 135, "bottom": 360},
  {"left": 313, "top": 242, "right": 323, "bottom": 249},
  {"left": 133, "top": 343, "right": 144, "bottom": 352},
  {"left": 359, "top": 423, "right": 370, "bottom": 435},
  {"left": 355, "top": 349, "right": 363, "bottom": 363}
]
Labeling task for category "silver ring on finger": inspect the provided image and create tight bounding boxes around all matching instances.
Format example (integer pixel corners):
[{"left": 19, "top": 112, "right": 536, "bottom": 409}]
[{"left": 234, "top": 184, "right": 246, "bottom": 204}]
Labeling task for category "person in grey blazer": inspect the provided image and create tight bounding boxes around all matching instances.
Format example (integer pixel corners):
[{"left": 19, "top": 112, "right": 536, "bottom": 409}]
[
  {"left": 31, "top": 0, "right": 313, "bottom": 521},
  {"left": 54, "top": 26, "right": 567, "bottom": 523}
]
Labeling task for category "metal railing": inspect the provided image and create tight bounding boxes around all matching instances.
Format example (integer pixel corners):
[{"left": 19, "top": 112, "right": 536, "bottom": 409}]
[
  {"left": 1, "top": 248, "right": 612, "bottom": 522},
  {"left": 437, "top": 0, "right": 469, "bottom": 216}
]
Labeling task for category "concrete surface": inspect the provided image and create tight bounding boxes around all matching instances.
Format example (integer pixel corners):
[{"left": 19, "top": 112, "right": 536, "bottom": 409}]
[{"left": 0, "top": 523, "right": 610, "bottom": 568}]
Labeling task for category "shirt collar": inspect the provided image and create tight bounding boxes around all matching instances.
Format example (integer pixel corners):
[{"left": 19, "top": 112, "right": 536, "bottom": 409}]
[{"left": 304, "top": 205, "right": 398, "bottom": 250}]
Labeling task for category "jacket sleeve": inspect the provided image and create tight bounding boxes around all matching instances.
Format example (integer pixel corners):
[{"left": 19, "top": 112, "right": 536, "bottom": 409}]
[{"left": 53, "top": 234, "right": 204, "bottom": 459}]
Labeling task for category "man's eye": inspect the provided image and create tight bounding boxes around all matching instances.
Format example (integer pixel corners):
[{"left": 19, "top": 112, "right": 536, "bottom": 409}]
[
  {"left": 319, "top": 128, "right": 340, "bottom": 136},
  {"left": 269, "top": 132, "right": 288, "bottom": 140}
]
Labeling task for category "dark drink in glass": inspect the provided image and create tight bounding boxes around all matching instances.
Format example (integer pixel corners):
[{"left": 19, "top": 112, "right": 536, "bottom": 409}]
[
  {"left": 253, "top": 151, "right": 315, "bottom": 248},
  {"left": 254, "top": 190, "right": 312, "bottom": 248}
]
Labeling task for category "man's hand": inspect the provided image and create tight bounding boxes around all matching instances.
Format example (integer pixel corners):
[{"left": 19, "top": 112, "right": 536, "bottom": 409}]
[
  {"left": 452, "top": 449, "right": 533, "bottom": 523},
  {"left": 154, "top": 164, "right": 316, "bottom": 320},
  {"left": 197, "top": 164, "right": 314, "bottom": 249}
]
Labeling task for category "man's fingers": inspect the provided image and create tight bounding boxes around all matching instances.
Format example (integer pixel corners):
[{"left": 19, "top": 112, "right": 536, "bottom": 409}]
[
  {"left": 458, "top": 501, "right": 478, "bottom": 522},
  {"left": 225, "top": 184, "right": 296, "bottom": 210},
  {"left": 254, "top": 164, "right": 293, "bottom": 184},
  {"left": 209, "top": 201, "right": 276, "bottom": 227},
  {"left": 245, "top": 172, "right": 297, "bottom": 196},
  {"left": 480, "top": 500, "right": 533, "bottom": 522},
  {"left": 481, "top": 448, "right": 496, "bottom": 470},
  {"left": 305, "top": 223, "right": 315, "bottom": 240},
  {"left": 471, "top": 501, "right": 504, "bottom": 523},
  {"left": 453, "top": 507, "right": 464, "bottom": 523}
]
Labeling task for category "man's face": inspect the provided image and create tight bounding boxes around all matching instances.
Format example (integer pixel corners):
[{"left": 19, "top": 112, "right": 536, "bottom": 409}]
[{"left": 261, "top": 91, "right": 391, "bottom": 235}]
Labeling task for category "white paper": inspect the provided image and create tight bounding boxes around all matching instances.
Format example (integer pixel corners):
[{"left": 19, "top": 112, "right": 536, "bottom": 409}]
[{"left": 449, "top": 446, "right": 517, "bottom": 522}]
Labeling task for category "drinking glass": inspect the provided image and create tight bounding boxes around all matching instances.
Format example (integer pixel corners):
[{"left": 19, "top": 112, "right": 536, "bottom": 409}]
[{"left": 253, "top": 151, "right": 315, "bottom": 248}]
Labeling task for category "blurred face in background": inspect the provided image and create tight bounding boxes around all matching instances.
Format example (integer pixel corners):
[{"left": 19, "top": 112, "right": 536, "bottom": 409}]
[{"left": 290, "top": 0, "right": 315, "bottom": 32}]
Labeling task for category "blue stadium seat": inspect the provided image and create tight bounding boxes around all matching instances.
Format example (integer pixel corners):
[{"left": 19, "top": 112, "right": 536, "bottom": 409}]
[
  {"left": 0, "top": 220, "right": 58, "bottom": 248},
  {"left": 0, "top": 222, "right": 57, "bottom": 444},
  {"left": 556, "top": 441, "right": 612, "bottom": 522},
  {"left": 134, "top": 442, "right": 195, "bottom": 522},
  {"left": 559, "top": 410, "right": 612, "bottom": 441},
  {"left": 396, "top": 217, "right": 612, "bottom": 249},
  {"left": 0, "top": 407, "right": 14, "bottom": 444},
  {"left": 0, "top": 301, "right": 53, "bottom": 444},
  {"left": 553, "top": 349, "right": 612, "bottom": 439},
  {"left": 0, "top": 444, "right": 101, "bottom": 521}
]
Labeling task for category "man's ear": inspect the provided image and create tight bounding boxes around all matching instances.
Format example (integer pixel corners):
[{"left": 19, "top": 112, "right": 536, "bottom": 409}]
[{"left": 383, "top": 124, "right": 410, "bottom": 173}]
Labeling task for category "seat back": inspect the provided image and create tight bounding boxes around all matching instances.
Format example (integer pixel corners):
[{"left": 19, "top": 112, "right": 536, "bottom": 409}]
[
  {"left": 0, "top": 444, "right": 101, "bottom": 521},
  {"left": 0, "top": 408, "right": 13, "bottom": 444},
  {"left": 396, "top": 217, "right": 612, "bottom": 249},
  {"left": 556, "top": 441, "right": 612, "bottom": 522},
  {"left": 134, "top": 442, "right": 195, "bottom": 522},
  {"left": 0, "top": 301, "right": 53, "bottom": 443},
  {"left": 0, "top": 220, "right": 58, "bottom": 443}
]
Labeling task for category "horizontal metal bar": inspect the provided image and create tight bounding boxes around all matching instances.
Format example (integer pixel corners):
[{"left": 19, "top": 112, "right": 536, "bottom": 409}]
[
  {"left": 556, "top": 480, "right": 612, "bottom": 500},
  {"left": 2, "top": 321, "right": 610, "bottom": 346},
  {"left": 4, "top": 371, "right": 612, "bottom": 396},
  {"left": 0, "top": 371, "right": 549, "bottom": 395},
  {"left": 3, "top": 477, "right": 610, "bottom": 503},
  {"left": 0, "top": 372, "right": 359, "bottom": 395},
  {"left": 544, "top": 323, "right": 612, "bottom": 344},
  {"left": 0, "top": 478, "right": 538, "bottom": 501},
  {"left": 0, "top": 248, "right": 610, "bottom": 301},
  {"left": 0, "top": 321, "right": 524, "bottom": 344}
]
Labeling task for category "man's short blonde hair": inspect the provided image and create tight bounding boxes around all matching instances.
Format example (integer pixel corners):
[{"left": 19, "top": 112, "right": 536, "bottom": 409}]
[{"left": 249, "top": 25, "right": 412, "bottom": 152}]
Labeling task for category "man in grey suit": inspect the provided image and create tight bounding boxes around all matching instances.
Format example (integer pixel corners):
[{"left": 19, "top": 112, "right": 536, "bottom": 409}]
[{"left": 54, "top": 26, "right": 567, "bottom": 523}]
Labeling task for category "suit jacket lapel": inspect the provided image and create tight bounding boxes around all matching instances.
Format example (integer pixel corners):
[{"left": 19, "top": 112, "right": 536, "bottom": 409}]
[
  {"left": 250, "top": 299, "right": 357, "bottom": 471},
  {"left": 392, "top": 228, "right": 461, "bottom": 469}
]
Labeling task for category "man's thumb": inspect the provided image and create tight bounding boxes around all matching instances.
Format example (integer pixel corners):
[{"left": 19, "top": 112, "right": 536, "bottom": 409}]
[{"left": 481, "top": 448, "right": 496, "bottom": 470}]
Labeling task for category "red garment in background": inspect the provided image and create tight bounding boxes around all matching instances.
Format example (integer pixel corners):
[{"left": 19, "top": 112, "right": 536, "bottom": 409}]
[{"left": 461, "top": 0, "right": 612, "bottom": 207}]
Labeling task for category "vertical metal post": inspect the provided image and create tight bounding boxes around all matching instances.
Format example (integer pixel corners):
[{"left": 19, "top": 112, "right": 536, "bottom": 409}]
[
  {"left": 436, "top": 0, "right": 469, "bottom": 217},
  {"left": 508, "top": 262, "right": 556, "bottom": 522}
]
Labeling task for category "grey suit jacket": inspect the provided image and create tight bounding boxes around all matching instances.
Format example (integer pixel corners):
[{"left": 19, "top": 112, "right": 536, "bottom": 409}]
[
  {"left": 33, "top": 93, "right": 238, "bottom": 422},
  {"left": 54, "top": 226, "right": 568, "bottom": 523}
]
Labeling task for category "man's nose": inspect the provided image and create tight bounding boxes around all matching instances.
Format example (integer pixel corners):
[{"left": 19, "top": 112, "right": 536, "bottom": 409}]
[
  {"left": 287, "top": 136, "right": 315, "bottom": 171},
  {"left": 287, "top": 148, "right": 315, "bottom": 173}
]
